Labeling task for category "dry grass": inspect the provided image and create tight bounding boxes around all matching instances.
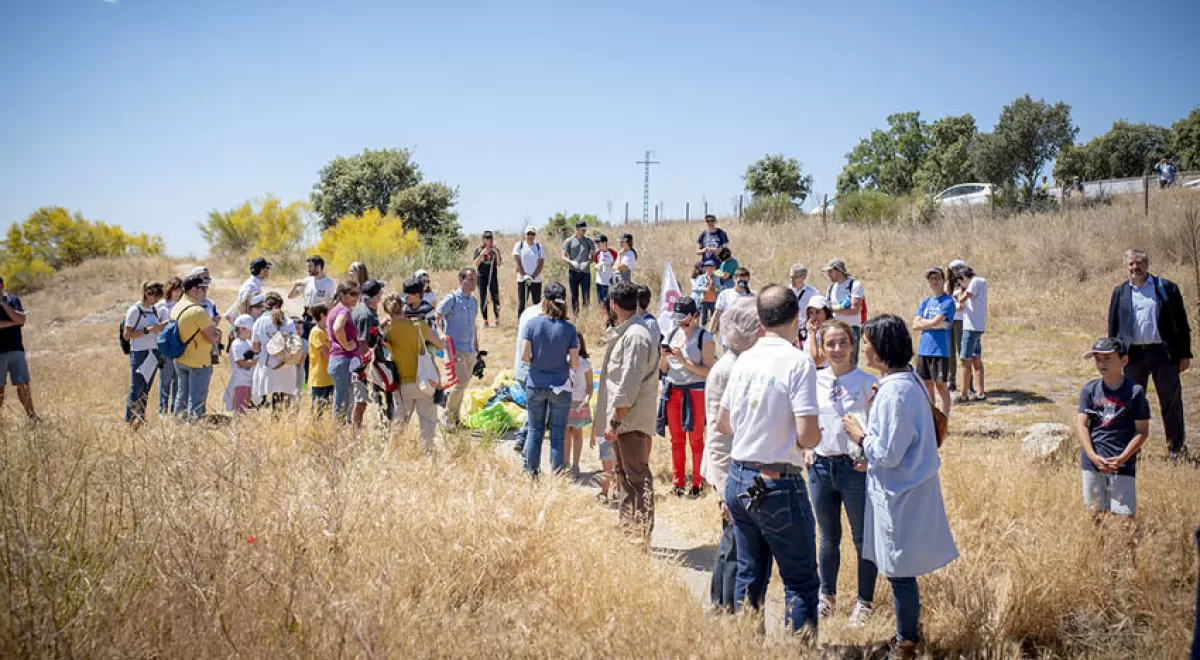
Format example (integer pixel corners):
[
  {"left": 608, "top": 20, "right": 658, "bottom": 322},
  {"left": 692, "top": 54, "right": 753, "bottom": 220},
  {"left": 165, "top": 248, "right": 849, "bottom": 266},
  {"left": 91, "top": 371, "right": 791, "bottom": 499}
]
[{"left": 3, "top": 192, "right": 1199, "bottom": 658}]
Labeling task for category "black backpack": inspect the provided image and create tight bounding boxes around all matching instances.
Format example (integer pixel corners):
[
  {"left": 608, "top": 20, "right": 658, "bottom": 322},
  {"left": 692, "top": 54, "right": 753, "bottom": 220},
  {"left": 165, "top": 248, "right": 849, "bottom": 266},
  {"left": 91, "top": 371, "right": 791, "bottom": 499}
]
[
  {"left": 119, "top": 306, "right": 158, "bottom": 355},
  {"left": 667, "top": 327, "right": 709, "bottom": 366}
]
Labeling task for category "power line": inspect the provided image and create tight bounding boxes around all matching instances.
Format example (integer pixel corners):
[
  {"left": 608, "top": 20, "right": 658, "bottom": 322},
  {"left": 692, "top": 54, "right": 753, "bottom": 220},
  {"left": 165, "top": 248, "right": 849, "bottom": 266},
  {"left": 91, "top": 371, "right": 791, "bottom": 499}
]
[{"left": 635, "top": 150, "right": 659, "bottom": 222}]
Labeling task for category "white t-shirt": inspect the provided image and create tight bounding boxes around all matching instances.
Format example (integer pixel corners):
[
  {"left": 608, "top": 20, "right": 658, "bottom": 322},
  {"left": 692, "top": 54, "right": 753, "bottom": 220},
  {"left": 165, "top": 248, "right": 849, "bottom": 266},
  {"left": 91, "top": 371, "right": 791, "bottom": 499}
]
[
  {"left": 827, "top": 279, "right": 865, "bottom": 327},
  {"left": 302, "top": 275, "right": 336, "bottom": 308},
  {"left": 721, "top": 336, "right": 819, "bottom": 467},
  {"left": 618, "top": 250, "right": 637, "bottom": 281},
  {"left": 716, "top": 288, "right": 754, "bottom": 311},
  {"left": 962, "top": 277, "right": 988, "bottom": 332},
  {"left": 815, "top": 368, "right": 877, "bottom": 457},
  {"left": 251, "top": 315, "right": 297, "bottom": 368},
  {"left": 594, "top": 249, "right": 617, "bottom": 286},
  {"left": 571, "top": 357, "right": 593, "bottom": 403},
  {"left": 124, "top": 302, "right": 163, "bottom": 352},
  {"left": 228, "top": 337, "right": 254, "bottom": 388},
  {"left": 513, "top": 241, "right": 546, "bottom": 283}
]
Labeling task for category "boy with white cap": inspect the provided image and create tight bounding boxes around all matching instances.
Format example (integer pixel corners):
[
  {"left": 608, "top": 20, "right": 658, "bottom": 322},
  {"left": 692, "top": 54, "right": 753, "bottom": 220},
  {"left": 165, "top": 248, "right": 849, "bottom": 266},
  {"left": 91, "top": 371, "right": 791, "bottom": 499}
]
[{"left": 225, "top": 314, "right": 257, "bottom": 413}]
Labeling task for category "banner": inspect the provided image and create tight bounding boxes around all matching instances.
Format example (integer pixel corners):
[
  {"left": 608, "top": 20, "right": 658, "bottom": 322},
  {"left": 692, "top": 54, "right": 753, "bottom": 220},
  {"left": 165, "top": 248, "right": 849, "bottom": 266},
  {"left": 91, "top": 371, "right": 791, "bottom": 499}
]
[{"left": 658, "top": 260, "right": 682, "bottom": 338}]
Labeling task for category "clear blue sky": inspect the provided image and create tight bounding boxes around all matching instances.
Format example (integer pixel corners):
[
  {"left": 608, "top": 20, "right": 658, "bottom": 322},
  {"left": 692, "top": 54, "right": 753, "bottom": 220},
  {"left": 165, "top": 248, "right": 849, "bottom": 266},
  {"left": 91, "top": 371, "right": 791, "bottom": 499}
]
[{"left": 2, "top": 0, "right": 1197, "bottom": 254}]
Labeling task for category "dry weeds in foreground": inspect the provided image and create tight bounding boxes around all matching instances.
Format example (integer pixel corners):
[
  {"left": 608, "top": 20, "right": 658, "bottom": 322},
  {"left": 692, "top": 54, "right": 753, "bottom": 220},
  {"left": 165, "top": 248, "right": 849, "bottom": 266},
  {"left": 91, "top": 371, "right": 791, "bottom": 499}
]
[{"left": 2, "top": 193, "right": 1199, "bottom": 658}]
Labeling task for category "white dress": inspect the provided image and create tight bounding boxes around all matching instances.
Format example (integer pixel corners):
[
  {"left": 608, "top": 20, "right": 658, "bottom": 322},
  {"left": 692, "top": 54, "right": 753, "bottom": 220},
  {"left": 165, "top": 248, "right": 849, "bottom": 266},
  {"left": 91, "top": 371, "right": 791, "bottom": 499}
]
[
  {"left": 861, "top": 371, "right": 958, "bottom": 577},
  {"left": 251, "top": 315, "right": 299, "bottom": 399}
]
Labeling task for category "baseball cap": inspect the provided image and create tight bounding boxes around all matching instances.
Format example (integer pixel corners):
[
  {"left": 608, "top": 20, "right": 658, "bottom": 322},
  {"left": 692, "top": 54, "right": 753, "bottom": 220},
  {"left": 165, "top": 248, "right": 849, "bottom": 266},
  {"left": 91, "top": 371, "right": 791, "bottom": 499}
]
[
  {"left": 806, "top": 295, "right": 831, "bottom": 311},
  {"left": 575, "top": 220, "right": 588, "bottom": 229},
  {"left": 414, "top": 269, "right": 429, "bottom": 279},
  {"left": 821, "top": 259, "right": 849, "bottom": 276},
  {"left": 250, "top": 257, "right": 273, "bottom": 274},
  {"left": 361, "top": 279, "right": 385, "bottom": 298},
  {"left": 482, "top": 230, "right": 494, "bottom": 239},
  {"left": 524, "top": 225, "right": 538, "bottom": 235},
  {"left": 1083, "top": 337, "right": 1126, "bottom": 358},
  {"left": 234, "top": 314, "right": 255, "bottom": 331},
  {"left": 789, "top": 264, "right": 809, "bottom": 278},
  {"left": 673, "top": 296, "right": 699, "bottom": 318},
  {"left": 544, "top": 281, "right": 567, "bottom": 304},
  {"left": 702, "top": 256, "right": 719, "bottom": 268},
  {"left": 186, "top": 266, "right": 209, "bottom": 279},
  {"left": 402, "top": 277, "right": 425, "bottom": 295},
  {"left": 249, "top": 293, "right": 266, "bottom": 307},
  {"left": 924, "top": 267, "right": 945, "bottom": 279},
  {"left": 948, "top": 258, "right": 967, "bottom": 270},
  {"left": 620, "top": 233, "right": 633, "bottom": 243}
]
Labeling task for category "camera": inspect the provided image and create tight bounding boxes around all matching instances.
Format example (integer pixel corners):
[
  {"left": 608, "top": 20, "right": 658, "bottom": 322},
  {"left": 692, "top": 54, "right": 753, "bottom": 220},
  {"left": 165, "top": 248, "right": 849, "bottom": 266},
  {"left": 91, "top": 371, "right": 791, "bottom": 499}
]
[{"left": 472, "top": 351, "right": 488, "bottom": 380}]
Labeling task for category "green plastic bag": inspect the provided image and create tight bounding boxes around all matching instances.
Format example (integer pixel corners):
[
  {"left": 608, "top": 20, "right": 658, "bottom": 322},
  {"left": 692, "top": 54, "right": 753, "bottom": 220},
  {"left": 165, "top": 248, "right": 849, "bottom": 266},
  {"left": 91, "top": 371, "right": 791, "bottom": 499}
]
[{"left": 466, "top": 404, "right": 518, "bottom": 434}]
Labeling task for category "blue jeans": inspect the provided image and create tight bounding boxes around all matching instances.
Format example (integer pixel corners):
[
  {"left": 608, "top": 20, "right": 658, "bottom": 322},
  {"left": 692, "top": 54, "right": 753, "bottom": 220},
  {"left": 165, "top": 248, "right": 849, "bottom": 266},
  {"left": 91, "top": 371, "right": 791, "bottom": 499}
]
[
  {"left": 700, "top": 301, "right": 715, "bottom": 327},
  {"left": 126, "top": 349, "right": 159, "bottom": 424},
  {"left": 328, "top": 356, "right": 354, "bottom": 424},
  {"left": 172, "top": 363, "right": 212, "bottom": 419},
  {"left": 890, "top": 576, "right": 920, "bottom": 643},
  {"left": 711, "top": 517, "right": 755, "bottom": 612},
  {"left": 523, "top": 386, "right": 571, "bottom": 475},
  {"left": 158, "top": 357, "right": 178, "bottom": 415},
  {"left": 808, "top": 454, "right": 877, "bottom": 603},
  {"left": 596, "top": 283, "right": 609, "bottom": 306},
  {"left": 725, "top": 460, "right": 819, "bottom": 634}
]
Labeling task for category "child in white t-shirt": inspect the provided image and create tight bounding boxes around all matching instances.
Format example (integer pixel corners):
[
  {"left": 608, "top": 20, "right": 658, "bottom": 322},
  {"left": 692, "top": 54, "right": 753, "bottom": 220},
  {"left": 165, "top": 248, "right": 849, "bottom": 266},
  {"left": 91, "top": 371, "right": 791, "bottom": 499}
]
[
  {"left": 225, "top": 315, "right": 257, "bottom": 413},
  {"left": 565, "top": 333, "right": 593, "bottom": 475}
]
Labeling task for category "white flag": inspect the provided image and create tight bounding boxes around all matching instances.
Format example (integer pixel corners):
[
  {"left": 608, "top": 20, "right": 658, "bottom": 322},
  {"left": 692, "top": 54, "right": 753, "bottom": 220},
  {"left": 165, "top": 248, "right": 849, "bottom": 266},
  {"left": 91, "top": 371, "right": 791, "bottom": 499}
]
[{"left": 658, "top": 260, "right": 683, "bottom": 338}]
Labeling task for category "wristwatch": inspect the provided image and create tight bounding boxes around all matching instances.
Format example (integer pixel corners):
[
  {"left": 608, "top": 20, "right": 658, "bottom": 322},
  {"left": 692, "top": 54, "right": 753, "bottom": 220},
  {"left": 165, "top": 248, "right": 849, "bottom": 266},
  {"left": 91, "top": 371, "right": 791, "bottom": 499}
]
[{"left": 143, "top": 327, "right": 150, "bottom": 335}]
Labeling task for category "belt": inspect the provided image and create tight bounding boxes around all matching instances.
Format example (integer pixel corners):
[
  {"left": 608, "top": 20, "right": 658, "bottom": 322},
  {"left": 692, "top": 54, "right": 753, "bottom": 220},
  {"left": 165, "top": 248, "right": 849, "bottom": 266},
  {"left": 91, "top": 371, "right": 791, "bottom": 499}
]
[{"left": 735, "top": 460, "right": 804, "bottom": 476}]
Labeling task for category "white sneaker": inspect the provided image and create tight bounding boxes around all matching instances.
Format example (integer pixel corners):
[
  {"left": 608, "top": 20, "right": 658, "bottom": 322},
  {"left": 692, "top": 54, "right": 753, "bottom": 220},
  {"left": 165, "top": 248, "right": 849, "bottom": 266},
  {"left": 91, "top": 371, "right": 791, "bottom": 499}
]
[
  {"left": 848, "top": 601, "right": 873, "bottom": 628},
  {"left": 817, "top": 594, "right": 835, "bottom": 619}
]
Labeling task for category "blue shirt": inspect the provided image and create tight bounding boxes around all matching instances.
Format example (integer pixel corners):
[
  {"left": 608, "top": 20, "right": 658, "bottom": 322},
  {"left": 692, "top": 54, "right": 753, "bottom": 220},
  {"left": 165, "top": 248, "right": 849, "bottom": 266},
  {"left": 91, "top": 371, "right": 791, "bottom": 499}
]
[
  {"left": 697, "top": 228, "right": 729, "bottom": 252},
  {"left": 916, "top": 294, "right": 955, "bottom": 357},
  {"left": 1129, "top": 279, "right": 1161, "bottom": 345},
  {"left": 521, "top": 316, "right": 578, "bottom": 389},
  {"left": 437, "top": 288, "right": 478, "bottom": 352}
]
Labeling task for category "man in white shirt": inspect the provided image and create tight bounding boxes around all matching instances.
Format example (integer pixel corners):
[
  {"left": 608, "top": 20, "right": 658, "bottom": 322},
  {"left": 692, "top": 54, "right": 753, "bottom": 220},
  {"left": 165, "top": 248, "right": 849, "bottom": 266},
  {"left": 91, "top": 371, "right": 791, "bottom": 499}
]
[
  {"left": 790, "top": 263, "right": 819, "bottom": 338},
  {"left": 513, "top": 226, "right": 546, "bottom": 317},
  {"left": 823, "top": 259, "right": 865, "bottom": 365},
  {"left": 289, "top": 255, "right": 336, "bottom": 310},
  {"left": 954, "top": 266, "right": 988, "bottom": 402},
  {"left": 718, "top": 284, "right": 821, "bottom": 640},
  {"left": 228, "top": 257, "right": 271, "bottom": 324}
]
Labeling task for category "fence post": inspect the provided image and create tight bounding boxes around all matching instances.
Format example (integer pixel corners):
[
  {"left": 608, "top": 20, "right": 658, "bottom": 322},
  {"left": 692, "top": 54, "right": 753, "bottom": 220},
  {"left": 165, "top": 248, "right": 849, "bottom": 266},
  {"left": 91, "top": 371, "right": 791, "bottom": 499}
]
[
  {"left": 738, "top": 195, "right": 744, "bottom": 220},
  {"left": 624, "top": 202, "right": 629, "bottom": 224},
  {"left": 1143, "top": 174, "right": 1149, "bottom": 216},
  {"left": 654, "top": 205, "right": 659, "bottom": 223},
  {"left": 685, "top": 202, "right": 689, "bottom": 222},
  {"left": 821, "top": 194, "right": 828, "bottom": 236},
  {"left": 704, "top": 201, "right": 708, "bottom": 216}
]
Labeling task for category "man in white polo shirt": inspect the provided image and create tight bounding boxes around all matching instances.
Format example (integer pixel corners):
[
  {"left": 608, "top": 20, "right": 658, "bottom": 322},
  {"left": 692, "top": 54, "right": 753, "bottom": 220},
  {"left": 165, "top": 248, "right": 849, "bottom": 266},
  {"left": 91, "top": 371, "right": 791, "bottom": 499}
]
[
  {"left": 513, "top": 226, "right": 546, "bottom": 317},
  {"left": 718, "top": 284, "right": 821, "bottom": 640}
]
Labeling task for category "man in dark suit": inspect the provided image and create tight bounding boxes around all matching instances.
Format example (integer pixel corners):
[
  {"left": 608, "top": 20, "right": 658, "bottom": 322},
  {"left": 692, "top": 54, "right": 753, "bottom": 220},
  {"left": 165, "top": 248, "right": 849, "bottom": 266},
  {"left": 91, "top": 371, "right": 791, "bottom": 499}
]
[{"left": 1108, "top": 248, "right": 1192, "bottom": 460}]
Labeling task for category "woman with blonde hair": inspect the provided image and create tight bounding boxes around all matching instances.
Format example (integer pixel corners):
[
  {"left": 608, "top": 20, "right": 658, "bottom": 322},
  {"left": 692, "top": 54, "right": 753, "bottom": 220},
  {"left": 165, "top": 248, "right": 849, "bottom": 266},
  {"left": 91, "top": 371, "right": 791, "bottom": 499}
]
[{"left": 251, "top": 292, "right": 300, "bottom": 410}]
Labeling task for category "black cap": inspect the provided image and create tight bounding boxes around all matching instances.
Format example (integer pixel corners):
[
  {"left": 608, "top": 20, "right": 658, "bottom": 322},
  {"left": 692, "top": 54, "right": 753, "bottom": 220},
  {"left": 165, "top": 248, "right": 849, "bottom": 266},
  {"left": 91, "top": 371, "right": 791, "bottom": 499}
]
[
  {"left": 361, "top": 279, "right": 384, "bottom": 298},
  {"left": 544, "top": 281, "right": 567, "bottom": 304},
  {"left": 596, "top": 233, "right": 608, "bottom": 243},
  {"left": 673, "top": 296, "right": 699, "bottom": 317},
  {"left": 482, "top": 230, "right": 494, "bottom": 239},
  {"left": 250, "top": 257, "right": 272, "bottom": 275},
  {"left": 402, "top": 277, "right": 425, "bottom": 296},
  {"left": 575, "top": 220, "right": 588, "bottom": 229},
  {"left": 1083, "top": 337, "right": 1126, "bottom": 358},
  {"left": 620, "top": 233, "right": 633, "bottom": 242}
]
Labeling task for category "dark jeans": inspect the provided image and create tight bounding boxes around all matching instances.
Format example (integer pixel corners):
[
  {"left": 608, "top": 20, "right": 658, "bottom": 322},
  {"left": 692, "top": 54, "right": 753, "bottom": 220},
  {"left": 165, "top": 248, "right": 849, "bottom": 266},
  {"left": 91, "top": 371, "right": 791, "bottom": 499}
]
[
  {"left": 1125, "top": 344, "right": 1186, "bottom": 452},
  {"left": 523, "top": 386, "right": 570, "bottom": 475},
  {"left": 808, "top": 454, "right": 877, "bottom": 603},
  {"left": 126, "top": 349, "right": 159, "bottom": 424},
  {"left": 568, "top": 269, "right": 591, "bottom": 314},
  {"left": 596, "top": 283, "right": 610, "bottom": 306},
  {"left": 517, "top": 280, "right": 543, "bottom": 317},
  {"left": 478, "top": 267, "right": 500, "bottom": 322},
  {"left": 158, "top": 357, "right": 178, "bottom": 415},
  {"left": 725, "top": 460, "right": 819, "bottom": 635},
  {"left": 311, "top": 385, "right": 333, "bottom": 416},
  {"left": 949, "top": 320, "right": 962, "bottom": 390},
  {"left": 891, "top": 576, "right": 920, "bottom": 643},
  {"left": 711, "top": 516, "right": 759, "bottom": 612},
  {"left": 700, "top": 301, "right": 715, "bottom": 327}
]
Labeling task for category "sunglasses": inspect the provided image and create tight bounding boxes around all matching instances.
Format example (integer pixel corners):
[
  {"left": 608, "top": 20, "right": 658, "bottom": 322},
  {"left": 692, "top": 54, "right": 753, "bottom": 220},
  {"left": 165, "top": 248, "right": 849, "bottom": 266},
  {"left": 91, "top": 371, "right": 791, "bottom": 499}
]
[{"left": 348, "top": 291, "right": 361, "bottom": 297}]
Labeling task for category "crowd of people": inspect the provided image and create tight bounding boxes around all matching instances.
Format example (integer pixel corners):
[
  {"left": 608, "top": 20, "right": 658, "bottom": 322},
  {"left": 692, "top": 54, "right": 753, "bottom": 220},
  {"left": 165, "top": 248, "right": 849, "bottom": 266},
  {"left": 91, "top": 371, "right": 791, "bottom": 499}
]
[{"left": 0, "top": 213, "right": 1195, "bottom": 658}]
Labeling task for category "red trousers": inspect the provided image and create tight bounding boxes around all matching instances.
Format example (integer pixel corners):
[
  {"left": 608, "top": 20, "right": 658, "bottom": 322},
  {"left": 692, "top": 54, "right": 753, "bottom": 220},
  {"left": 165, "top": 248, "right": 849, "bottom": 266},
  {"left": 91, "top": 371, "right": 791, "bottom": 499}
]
[{"left": 666, "top": 387, "right": 706, "bottom": 489}]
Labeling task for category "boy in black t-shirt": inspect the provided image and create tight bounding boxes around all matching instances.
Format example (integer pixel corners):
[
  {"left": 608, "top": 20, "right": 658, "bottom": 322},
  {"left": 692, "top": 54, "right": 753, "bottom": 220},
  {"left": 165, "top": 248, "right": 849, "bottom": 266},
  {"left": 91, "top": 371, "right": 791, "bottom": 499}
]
[{"left": 1077, "top": 338, "right": 1150, "bottom": 517}]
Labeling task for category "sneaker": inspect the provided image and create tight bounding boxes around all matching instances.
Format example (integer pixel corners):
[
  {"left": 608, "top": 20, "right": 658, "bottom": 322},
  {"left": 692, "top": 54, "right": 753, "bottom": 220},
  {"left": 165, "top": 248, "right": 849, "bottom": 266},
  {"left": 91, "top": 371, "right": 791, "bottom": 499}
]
[
  {"left": 513, "top": 440, "right": 525, "bottom": 454},
  {"left": 689, "top": 486, "right": 704, "bottom": 499},
  {"left": 886, "top": 636, "right": 917, "bottom": 660},
  {"left": 672, "top": 486, "right": 687, "bottom": 498},
  {"left": 817, "top": 593, "right": 835, "bottom": 619},
  {"left": 848, "top": 601, "right": 873, "bottom": 628}
]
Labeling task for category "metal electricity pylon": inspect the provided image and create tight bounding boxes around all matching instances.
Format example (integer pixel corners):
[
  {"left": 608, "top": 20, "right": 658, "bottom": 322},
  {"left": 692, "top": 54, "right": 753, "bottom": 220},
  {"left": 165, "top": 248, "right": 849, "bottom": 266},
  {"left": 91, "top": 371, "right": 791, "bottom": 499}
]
[{"left": 636, "top": 150, "right": 659, "bottom": 222}]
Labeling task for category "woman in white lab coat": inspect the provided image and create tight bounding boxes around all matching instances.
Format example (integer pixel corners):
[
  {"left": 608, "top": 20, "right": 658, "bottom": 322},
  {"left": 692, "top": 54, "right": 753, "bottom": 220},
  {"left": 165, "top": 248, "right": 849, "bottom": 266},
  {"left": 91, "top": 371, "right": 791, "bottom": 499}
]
[{"left": 842, "top": 313, "right": 957, "bottom": 660}]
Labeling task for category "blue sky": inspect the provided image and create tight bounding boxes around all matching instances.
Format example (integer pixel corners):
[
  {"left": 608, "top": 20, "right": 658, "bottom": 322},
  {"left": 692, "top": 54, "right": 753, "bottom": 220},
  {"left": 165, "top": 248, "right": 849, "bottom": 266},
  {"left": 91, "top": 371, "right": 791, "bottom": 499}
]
[{"left": 2, "top": 0, "right": 1197, "bottom": 254}]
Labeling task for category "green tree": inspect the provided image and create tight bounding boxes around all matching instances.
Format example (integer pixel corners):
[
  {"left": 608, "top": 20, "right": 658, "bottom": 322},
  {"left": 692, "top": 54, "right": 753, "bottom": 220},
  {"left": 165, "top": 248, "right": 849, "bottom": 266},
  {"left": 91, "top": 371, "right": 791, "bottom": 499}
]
[
  {"left": 1053, "top": 120, "right": 1171, "bottom": 181},
  {"left": 913, "top": 114, "right": 978, "bottom": 193},
  {"left": 198, "top": 196, "right": 307, "bottom": 256},
  {"left": 836, "top": 111, "right": 930, "bottom": 196},
  {"left": 544, "top": 213, "right": 600, "bottom": 241},
  {"left": 1171, "top": 107, "right": 1200, "bottom": 170},
  {"left": 978, "top": 95, "right": 1076, "bottom": 200},
  {"left": 744, "top": 154, "right": 813, "bottom": 204},
  {"left": 835, "top": 190, "right": 903, "bottom": 225},
  {"left": 310, "top": 148, "right": 460, "bottom": 240}
]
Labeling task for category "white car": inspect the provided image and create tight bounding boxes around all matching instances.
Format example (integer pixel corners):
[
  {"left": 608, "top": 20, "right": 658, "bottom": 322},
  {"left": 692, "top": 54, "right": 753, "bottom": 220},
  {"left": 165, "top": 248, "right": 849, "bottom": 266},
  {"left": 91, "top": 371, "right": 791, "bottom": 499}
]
[
  {"left": 807, "top": 197, "right": 836, "bottom": 215},
  {"left": 934, "top": 183, "right": 997, "bottom": 207}
]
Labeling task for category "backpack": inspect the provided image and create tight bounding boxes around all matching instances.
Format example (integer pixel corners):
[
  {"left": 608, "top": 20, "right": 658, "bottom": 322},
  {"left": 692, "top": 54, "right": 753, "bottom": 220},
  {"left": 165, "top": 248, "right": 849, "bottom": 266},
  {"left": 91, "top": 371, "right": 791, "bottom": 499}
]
[
  {"left": 157, "top": 304, "right": 203, "bottom": 360},
  {"left": 667, "top": 327, "right": 709, "bottom": 366},
  {"left": 828, "top": 279, "right": 868, "bottom": 325},
  {"left": 119, "top": 305, "right": 159, "bottom": 355}
]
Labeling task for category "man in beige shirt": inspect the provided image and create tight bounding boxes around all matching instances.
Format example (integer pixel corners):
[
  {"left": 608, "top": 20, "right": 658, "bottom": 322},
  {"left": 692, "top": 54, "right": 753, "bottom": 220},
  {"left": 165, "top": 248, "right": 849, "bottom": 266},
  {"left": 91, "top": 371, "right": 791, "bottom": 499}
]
[{"left": 595, "top": 281, "right": 658, "bottom": 536}]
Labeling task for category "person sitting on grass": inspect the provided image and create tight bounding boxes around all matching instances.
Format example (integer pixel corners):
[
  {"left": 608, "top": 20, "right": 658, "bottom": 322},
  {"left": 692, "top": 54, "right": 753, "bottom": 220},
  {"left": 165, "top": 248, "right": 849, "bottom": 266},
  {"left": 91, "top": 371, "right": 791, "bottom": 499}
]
[{"left": 1078, "top": 338, "right": 1149, "bottom": 519}]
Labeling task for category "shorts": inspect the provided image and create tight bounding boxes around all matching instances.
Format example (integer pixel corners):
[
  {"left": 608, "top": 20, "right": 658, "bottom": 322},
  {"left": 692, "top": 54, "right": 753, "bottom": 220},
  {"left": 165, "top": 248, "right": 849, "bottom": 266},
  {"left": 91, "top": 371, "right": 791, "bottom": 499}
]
[
  {"left": 960, "top": 330, "right": 984, "bottom": 359},
  {"left": 0, "top": 351, "right": 31, "bottom": 386},
  {"left": 1081, "top": 471, "right": 1136, "bottom": 516},
  {"left": 353, "top": 379, "right": 370, "bottom": 404},
  {"left": 916, "top": 355, "right": 951, "bottom": 382},
  {"left": 568, "top": 402, "right": 592, "bottom": 428},
  {"left": 598, "top": 438, "right": 615, "bottom": 462}
]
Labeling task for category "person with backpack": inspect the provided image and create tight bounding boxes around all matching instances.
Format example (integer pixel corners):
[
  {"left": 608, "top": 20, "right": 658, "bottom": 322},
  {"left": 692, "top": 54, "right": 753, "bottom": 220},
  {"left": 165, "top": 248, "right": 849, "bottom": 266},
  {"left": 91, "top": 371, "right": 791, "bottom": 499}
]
[
  {"left": 823, "top": 259, "right": 866, "bottom": 365},
  {"left": 251, "top": 292, "right": 301, "bottom": 411},
  {"left": 167, "top": 272, "right": 220, "bottom": 419},
  {"left": 155, "top": 277, "right": 183, "bottom": 416},
  {"left": 659, "top": 297, "right": 716, "bottom": 498},
  {"left": 122, "top": 281, "right": 166, "bottom": 426}
]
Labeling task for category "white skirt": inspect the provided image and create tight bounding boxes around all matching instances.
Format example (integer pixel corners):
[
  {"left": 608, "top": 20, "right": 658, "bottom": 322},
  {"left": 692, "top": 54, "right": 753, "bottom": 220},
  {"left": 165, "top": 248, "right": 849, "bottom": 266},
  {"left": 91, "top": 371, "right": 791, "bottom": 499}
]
[{"left": 253, "top": 362, "right": 299, "bottom": 398}]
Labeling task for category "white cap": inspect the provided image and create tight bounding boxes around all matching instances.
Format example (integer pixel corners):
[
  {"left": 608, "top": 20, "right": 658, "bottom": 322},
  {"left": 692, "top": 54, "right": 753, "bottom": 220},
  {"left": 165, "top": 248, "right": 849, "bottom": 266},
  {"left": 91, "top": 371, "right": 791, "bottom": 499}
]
[
  {"left": 524, "top": 225, "right": 538, "bottom": 235},
  {"left": 948, "top": 259, "right": 966, "bottom": 270},
  {"left": 806, "top": 295, "right": 830, "bottom": 310},
  {"left": 234, "top": 314, "right": 255, "bottom": 330},
  {"left": 414, "top": 269, "right": 429, "bottom": 278},
  {"left": 186, "top": 266, "right": 209, "bottom": 278},
  {"left": 249, "top": 293, "right": 266, "bottom": 307}
]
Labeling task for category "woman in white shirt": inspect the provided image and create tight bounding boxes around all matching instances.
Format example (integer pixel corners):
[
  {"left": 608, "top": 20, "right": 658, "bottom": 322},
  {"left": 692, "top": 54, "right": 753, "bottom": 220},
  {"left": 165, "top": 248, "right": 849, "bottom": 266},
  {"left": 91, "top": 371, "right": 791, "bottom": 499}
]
[
  {"left": 123, "top": 280, "right": 165, "bottom": 426},
  {"left": 615, "top": 233, "right": 637, "bottom": 284},
  {"left": 842, "top": 314, "right": 957, "bottom": 658},
  {"left": 805, "top": 319, "right": 878, "bottom": 626},
  {"left": 565, "top": 333, "right": 593, "bottom": 475},
  {"left": 251, "top": 292, "right": 300, "bottom": 410}
]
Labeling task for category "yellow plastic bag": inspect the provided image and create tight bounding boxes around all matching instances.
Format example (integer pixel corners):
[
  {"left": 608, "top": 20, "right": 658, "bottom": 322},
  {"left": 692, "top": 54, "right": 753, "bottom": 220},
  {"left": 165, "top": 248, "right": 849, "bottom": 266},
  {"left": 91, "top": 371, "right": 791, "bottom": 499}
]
[
  {"left": 462, "top": 389, "right": 492, "bottom": 418},
  {"left": 497, "top": 401, "right": 527, "bottom": 427}
]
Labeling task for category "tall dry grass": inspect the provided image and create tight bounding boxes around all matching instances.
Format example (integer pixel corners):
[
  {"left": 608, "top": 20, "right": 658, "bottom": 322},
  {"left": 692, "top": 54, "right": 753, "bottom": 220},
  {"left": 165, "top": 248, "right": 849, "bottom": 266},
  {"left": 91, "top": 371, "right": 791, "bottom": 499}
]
[{"left": 2, "top": 191, "right": 1199, "bottom": 658}]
